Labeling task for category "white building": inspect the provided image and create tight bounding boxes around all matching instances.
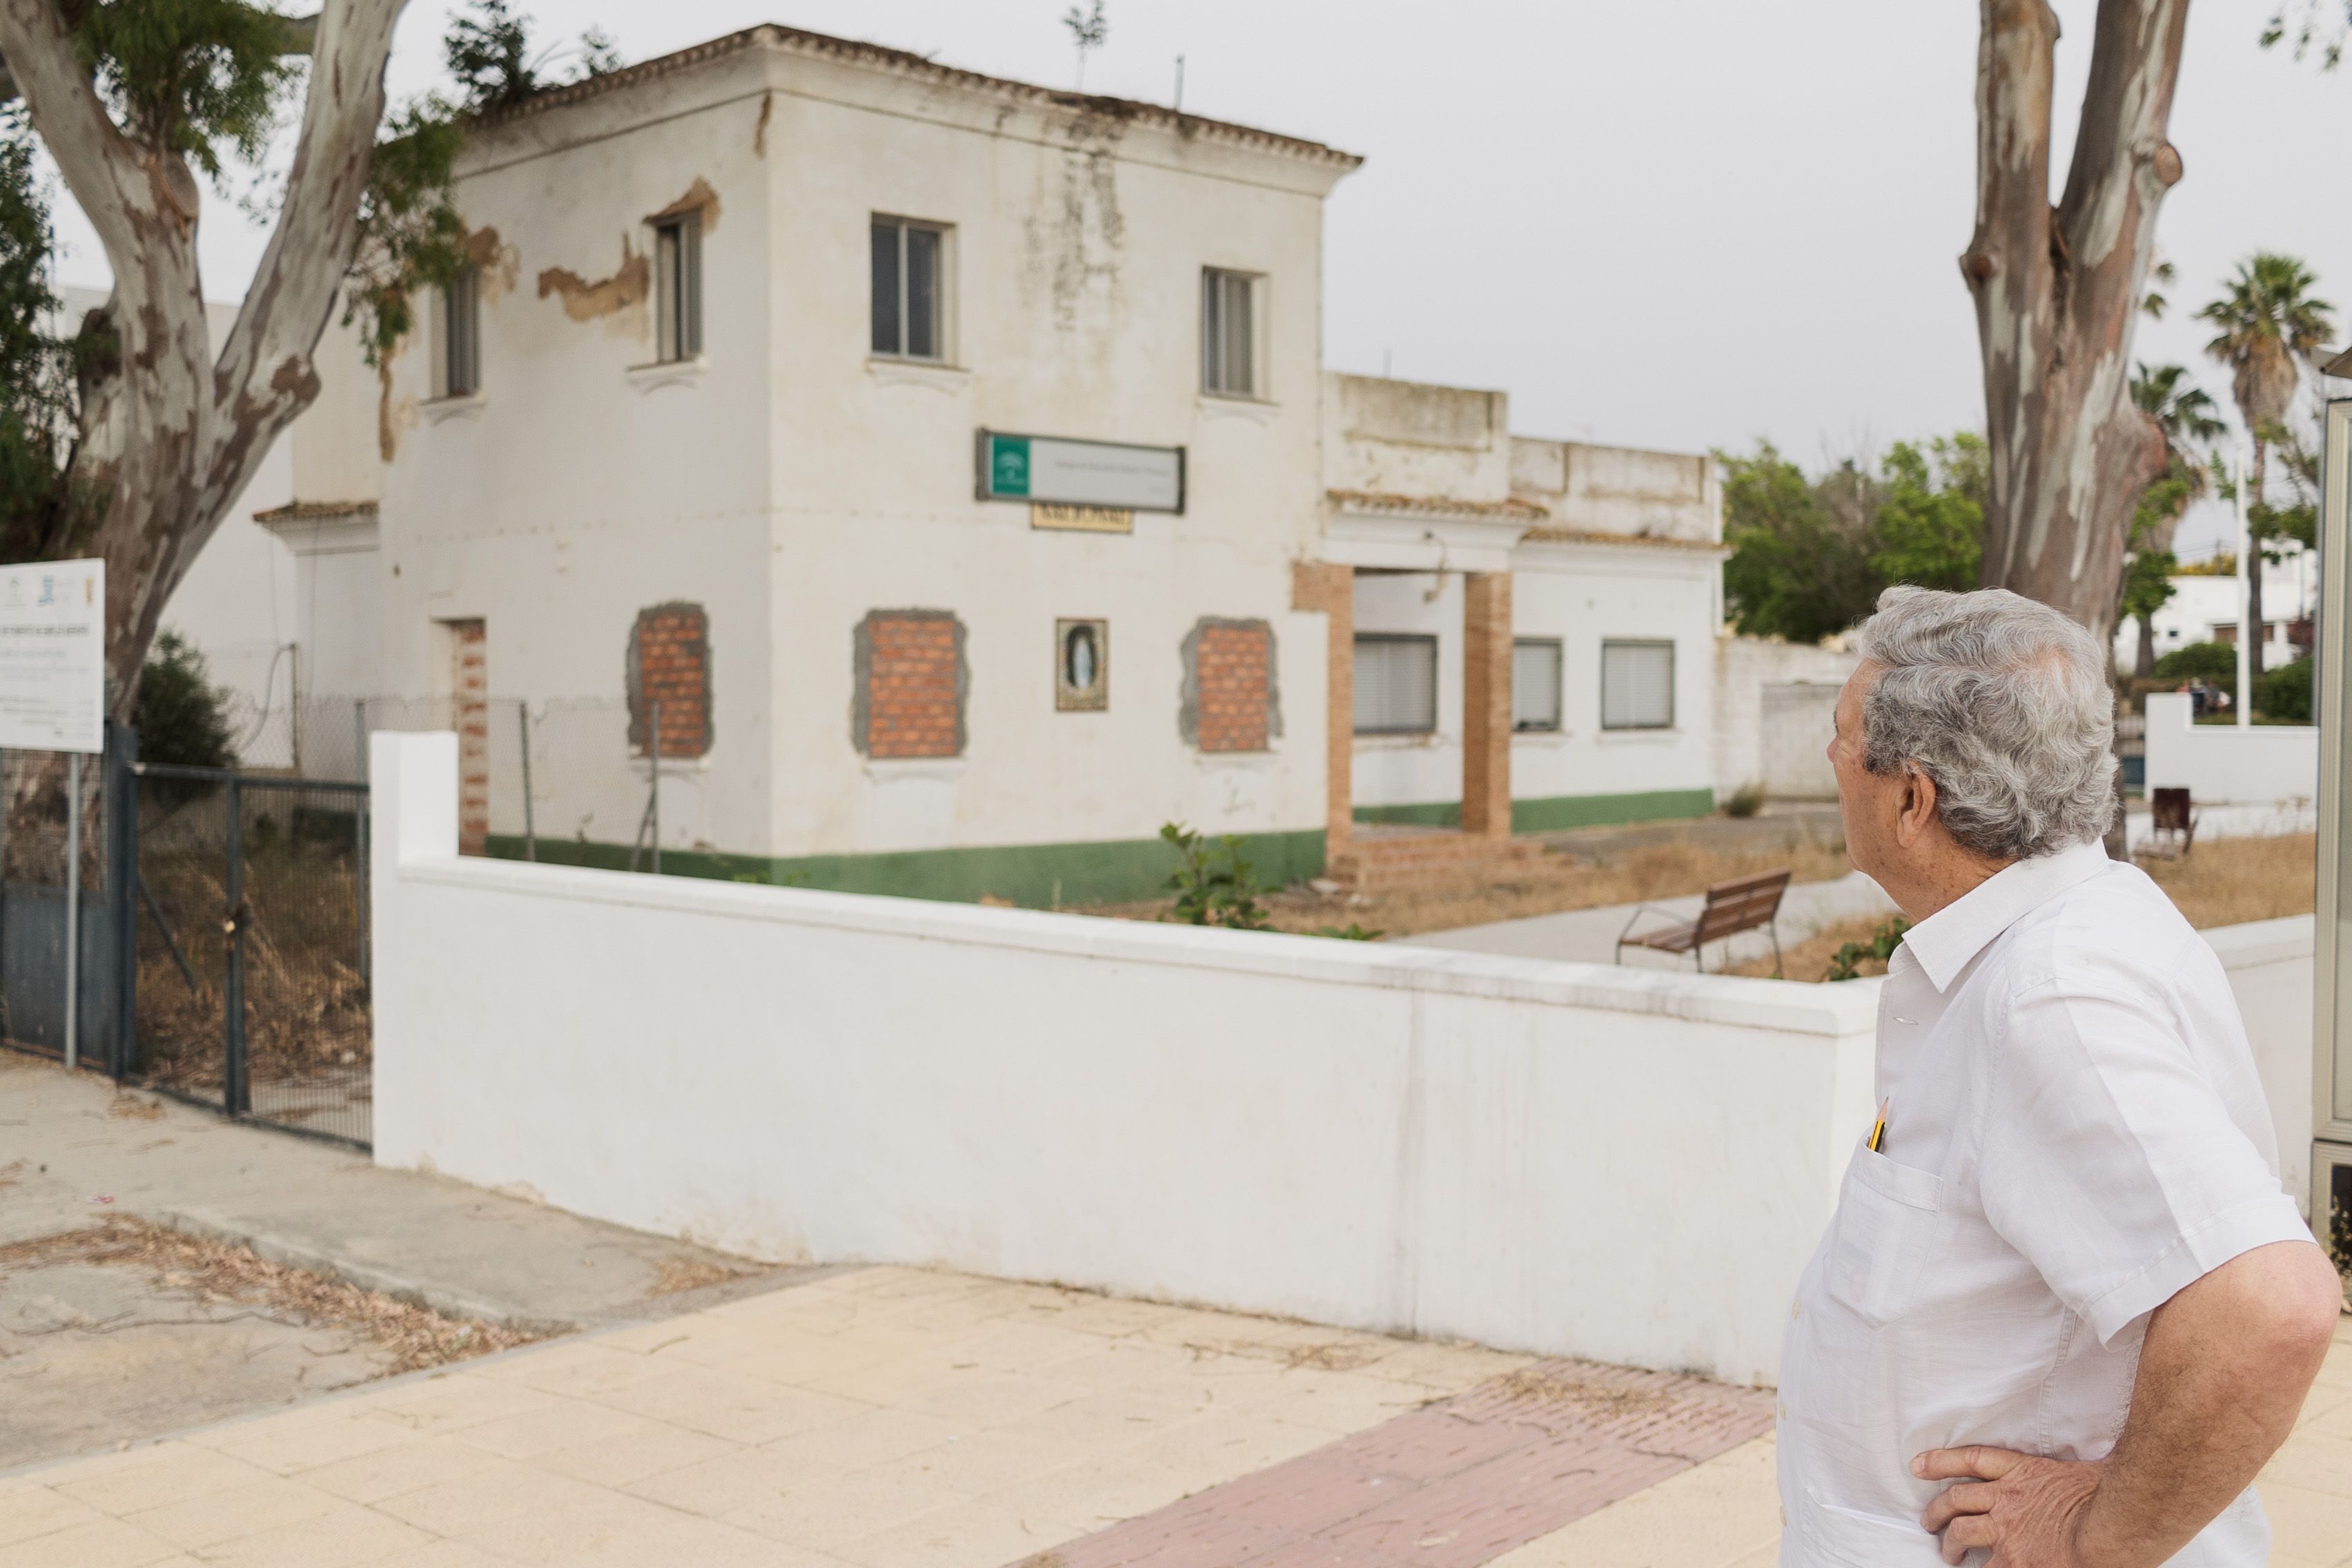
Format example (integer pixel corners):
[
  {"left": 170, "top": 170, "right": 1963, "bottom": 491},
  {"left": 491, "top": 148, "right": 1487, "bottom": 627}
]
[
  {"left": 2113, "top": 554, "right": 2315, "bottom": 675},
  {"left": 236, "top": 23, "right": 1723, "bottom": 904}
]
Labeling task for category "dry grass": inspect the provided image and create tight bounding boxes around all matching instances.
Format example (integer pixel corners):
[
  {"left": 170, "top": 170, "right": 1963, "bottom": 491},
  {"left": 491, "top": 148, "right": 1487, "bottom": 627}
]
[
  {"left": 2136, "top": 833, "right": 2315, "bottom": 928},
  {"left": 647, "top": 1256, "right": 754, "bottom": 1297},
  {"left": 1724, "top": 915, "right": 1901, "bottom": 983},
  {"left": 1723, "top": 834, "right": 2317, "bottom": 984},
  {"left": 1084, "top": 835, "right": 1854, "bottom": 940},
  {"left": 0, "top": 1217, "right": 542, "bottom": 1374}
]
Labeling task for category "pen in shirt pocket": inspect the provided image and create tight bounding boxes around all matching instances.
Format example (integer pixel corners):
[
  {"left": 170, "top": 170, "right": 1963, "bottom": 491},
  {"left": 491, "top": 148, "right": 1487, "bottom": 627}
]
[{"left": 1868, "top": 1098, "right": 1889, "bottom": 1154}]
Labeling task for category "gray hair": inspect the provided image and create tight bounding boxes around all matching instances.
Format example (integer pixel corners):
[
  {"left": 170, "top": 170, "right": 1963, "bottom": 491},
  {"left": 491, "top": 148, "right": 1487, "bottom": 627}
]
[{"left": 1852, "top": 586, "right": 2116, "bottom": 861}]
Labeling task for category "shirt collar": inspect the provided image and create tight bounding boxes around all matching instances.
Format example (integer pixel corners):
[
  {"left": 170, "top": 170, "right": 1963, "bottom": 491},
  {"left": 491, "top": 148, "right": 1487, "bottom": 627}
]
[{"left": 1895, "top": 839, "right": 2115, "bottom": 993}]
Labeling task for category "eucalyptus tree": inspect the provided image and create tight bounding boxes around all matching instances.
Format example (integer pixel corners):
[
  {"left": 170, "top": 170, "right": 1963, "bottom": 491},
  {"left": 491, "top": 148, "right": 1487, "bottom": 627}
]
[{"left": 1963, "top": 1, "right": 2189, "bottom": 641}]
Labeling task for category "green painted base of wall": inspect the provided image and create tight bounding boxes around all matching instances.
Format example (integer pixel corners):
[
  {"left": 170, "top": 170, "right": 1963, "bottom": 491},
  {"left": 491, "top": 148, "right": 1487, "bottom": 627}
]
[
  {"left": 484, "top": 827, "right": 1327, "bottom": 910},
  {"left": 1351, "top": 787, "right": 1716, "bottom": 834}
]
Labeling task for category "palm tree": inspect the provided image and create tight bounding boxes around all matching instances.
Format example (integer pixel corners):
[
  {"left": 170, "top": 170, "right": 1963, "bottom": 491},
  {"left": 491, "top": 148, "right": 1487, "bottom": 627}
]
[
  {"left": 2198, "top": 254, "right": 2335, "bottom": 664},
  {"left": 2124, "top": 363, "right": 2226, "bottom": 677}
]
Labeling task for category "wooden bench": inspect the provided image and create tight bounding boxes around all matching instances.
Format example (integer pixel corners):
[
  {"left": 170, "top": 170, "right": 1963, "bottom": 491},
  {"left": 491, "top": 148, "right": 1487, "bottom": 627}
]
[{"left": 1614, "top": 868, "right": 1793, "bottom": 977}]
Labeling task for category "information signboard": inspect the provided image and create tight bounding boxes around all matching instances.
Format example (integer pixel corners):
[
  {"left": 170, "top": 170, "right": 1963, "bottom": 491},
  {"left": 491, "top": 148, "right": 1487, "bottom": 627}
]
[
  {"left": 976, "top": 430, "right": 1184, "bottom": 513},
  {"left": 0, "top": 558, "right": 105, "bottom": 754}
]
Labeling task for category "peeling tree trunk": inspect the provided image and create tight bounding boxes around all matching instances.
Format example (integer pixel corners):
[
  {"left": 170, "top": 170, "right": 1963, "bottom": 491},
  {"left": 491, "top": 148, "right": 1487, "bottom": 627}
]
[
  {"left": 0, "top": 0, "right": 406, "bottom": 726},
  {"left": 0, "top": 0, "right": 405, "bottom": 880},
  {"left": 1966, "top": 0, "right": 2186, "bottom": 644}
]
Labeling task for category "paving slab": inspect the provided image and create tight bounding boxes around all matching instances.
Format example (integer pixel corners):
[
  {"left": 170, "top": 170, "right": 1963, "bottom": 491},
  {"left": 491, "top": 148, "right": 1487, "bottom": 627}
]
[
  {"left": 2, "top": 1266, "right": 2347, "bottom": 1567},
  {"left": 0, "top": 1050, "right": 817, "bottom": 1467}
]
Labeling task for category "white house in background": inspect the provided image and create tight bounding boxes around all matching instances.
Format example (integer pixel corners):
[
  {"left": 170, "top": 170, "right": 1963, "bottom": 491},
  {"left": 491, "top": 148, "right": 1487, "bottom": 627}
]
[
  {"left": 2113, "top": 553, "right": 2315, "bottom": 674},
  {"left": 253, "top": 22, "right": 1724, "bottom": 903}
]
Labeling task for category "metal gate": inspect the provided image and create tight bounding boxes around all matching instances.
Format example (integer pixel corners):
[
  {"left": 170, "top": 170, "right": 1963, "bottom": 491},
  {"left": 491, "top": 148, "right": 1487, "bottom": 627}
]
[{"left": 126, "top": 759, "right": 372, "bottom": 1148}]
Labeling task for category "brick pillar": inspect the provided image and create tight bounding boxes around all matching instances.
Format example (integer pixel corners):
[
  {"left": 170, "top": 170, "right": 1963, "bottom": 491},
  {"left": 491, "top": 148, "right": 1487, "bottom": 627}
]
[
  {"left": 447, "top": 619, "right": 489, "bottom": 856},
  {"left": 1293, "top": 562, "right": 1355, "bottom": 854},
  {"left": 1461, "top": 572, "right": 1511, "bottom": 839}
]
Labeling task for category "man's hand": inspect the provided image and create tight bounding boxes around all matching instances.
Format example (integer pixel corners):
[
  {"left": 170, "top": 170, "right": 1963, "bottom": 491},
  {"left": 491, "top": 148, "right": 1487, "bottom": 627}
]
[{"left": 1914, "top": 1446, "right": 2101, "bottom": 1567}]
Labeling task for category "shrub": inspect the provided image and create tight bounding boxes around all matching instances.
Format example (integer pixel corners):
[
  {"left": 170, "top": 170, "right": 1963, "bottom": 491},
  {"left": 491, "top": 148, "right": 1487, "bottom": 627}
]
[
  {"left": 1159, "top": 823, "right": 1271, "bottom": 930},
  {"left": 2150, "top": 640, "right": 2239, "bottom": 686},
  {"left": 1722, "top": 781, "right": 1765, "bottom": 819},
  {"left": 2258, "top": 656, "right": 2313, "bottom": 723},
  {"left": 135, "top": 631, "right": 237, "bottom": 770},
  {"left": 1825, "top": 915, "right": 1911, "bottom": 982}
]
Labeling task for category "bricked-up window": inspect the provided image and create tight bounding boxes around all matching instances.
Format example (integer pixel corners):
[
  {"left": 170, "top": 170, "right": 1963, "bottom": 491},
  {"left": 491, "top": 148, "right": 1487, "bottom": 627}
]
[
  {"left": 856, "top": 610, "right": 967, "bottom": 758},
  {"left": 1182, "top": 618, "right": 1278, "bottom": 754},
  {"left": 629, "top": 604, "right": 711, "bottom": 757}
]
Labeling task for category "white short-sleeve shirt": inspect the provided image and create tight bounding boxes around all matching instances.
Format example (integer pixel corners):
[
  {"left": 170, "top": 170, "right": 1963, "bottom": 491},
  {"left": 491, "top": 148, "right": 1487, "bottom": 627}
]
[{"left": 1777, "top": 841, "right": 2311, "bottom": 1567}]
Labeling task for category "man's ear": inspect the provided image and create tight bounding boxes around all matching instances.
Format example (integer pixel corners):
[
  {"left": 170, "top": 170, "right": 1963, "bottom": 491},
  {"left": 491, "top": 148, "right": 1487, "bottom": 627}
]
[{"left": 1893, "top": 766, "right": 1939, "bottom": 849}]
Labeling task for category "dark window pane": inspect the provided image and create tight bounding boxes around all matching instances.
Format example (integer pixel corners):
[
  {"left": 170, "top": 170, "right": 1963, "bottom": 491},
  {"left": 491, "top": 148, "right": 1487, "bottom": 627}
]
[
  {"left": 905, "top": 226, "right": 939, "bottom": 360},
  {"left": 1202, "top": 270, "right": 1221, "bottom": 391},
  {"left": 1224, "top": 274, "right": 1252, "bottom": 395},
  {"left": 679, "top": 216, "right": 702, "bottom": 356},
  {"left": 656, "top": 224, "right": 679, "bottom": 362},
  {"left": 871, "top": 221, "right": 901, "bottom": 355}
]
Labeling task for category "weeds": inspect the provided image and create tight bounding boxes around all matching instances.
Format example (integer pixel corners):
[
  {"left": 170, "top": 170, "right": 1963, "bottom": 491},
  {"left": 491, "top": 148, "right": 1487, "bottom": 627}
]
[
  {"left": 1823, "top": 916, "right": 1911, "bottom": 982},
  {"left": 1722, "top": 782, "right": 1765, "bottom": 819},
  {"left": 1159, "top": 823, "right": 1272, "bottom": 930}
]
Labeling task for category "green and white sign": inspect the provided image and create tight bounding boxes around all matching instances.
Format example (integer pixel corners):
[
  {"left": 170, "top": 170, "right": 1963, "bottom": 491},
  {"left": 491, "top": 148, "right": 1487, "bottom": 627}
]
[{"left": 977, "top": 430, "right": 1185, "bottom": 513}]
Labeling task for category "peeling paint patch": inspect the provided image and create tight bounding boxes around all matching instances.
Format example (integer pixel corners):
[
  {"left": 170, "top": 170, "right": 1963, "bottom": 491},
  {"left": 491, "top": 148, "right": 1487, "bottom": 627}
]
[
  {"left": 465, "top": 226, "right": 522, "bottom": 303},
  {"left": 375, "top": 361, "right": 420, "bottom": 463},
  {"left": 538, "top": 236, "right": 650, "bottom": 324},
  {"left": 648, "top": 178, "right": 722, "bottom": 237}
]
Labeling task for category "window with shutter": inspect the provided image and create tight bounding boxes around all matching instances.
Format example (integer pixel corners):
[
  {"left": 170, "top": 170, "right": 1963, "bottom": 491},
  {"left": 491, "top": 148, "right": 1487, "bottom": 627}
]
[
  {"left": 1512, "top": 639, "right": 1562, "bottom": 732},
  {"left": 1353, "top": 635, "right": 1438, "bottom": 735},
  {"left": 1600, "top": 640, "right": 1674, "bottom": 730}
]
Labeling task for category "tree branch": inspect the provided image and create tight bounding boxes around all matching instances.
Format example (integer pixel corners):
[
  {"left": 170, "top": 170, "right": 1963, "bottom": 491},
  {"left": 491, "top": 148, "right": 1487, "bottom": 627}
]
[
  {"left": 1963, "top": 0, "right": 2059, "bottom": 293},
  {"left": 2058, "top": 0, "right": 2188, "bottom": 273},
  {"left": 197, "top": 0, "right": 406, "bottom": 590},
  {"left": 0, "top": 0, "right": 150, "bottom": 266},
  {"left": 0, "top": 12, "right": 319, "bottom": 107}
]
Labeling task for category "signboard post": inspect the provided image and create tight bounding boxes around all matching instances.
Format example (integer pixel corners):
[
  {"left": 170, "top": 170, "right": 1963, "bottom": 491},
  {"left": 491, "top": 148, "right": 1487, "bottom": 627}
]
[
  {"left": 2311, "top": 402, "right": 2352, "bottom": 1245},
  {"left": 975, "top": 430, "right": 1185, "bottom": 514},
  {"left": 0, "top": 560, "right": 106, "bottom": 1071}
]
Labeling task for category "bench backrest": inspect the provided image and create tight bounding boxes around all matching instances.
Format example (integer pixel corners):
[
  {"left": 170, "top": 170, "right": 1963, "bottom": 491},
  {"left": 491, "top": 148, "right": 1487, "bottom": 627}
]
[{"left": 1693, "top": 869, "right": 1793, "bottom": 945}]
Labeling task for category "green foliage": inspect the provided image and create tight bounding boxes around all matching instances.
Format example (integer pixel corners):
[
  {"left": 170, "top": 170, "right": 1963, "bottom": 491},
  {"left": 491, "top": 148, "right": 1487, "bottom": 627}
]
[
  {"left": 1159, "top": 823, "right": 1271, "bottom": 930},
  {"left": 2259, "top": 656, "right": 2313, "bottom": 723},
  {"left": 446, "top": 1, "right": 624, "bottom": 110},
  {"left": 1718, "top": 444, "right": 1881, "bottom": 644},
  {"left": 77, "top": 0, "right": 304, "bottom": 182},
  {"left": 2152, "top": 640, "right": 2241, "bottom": 685},
  {"left": 1869, "top": 434, "right": 1985, "bottom": 592},
  {"left": 2117, "top": 534, "right": 2177, "bottom": 627},
  {"left": 1314, "top": 923, "right": 1384, "bottom": 941},
  {"left": 0, "top": 122, "right": 101, "bottom": 565},
  {"left": 1719, "top": 433, "right": 1989, "bottom": 644},
  {"left": 342, "top": 100, "right": 469, "bottom": 369},
  {"left": 133, "top": 631, "right": 237, "bottom": 768},
  {"left": 1722, "top": 781, "right": 1764, "bottom": 819},
  {"left": 1823, "top": 916, "right": 1910, "bottom": 983}
]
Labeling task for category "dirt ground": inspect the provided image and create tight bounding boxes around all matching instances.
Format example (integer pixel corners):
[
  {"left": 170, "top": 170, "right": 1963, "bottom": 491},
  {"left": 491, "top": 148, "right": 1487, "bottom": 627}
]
[
  {"left": 0, "top": 1214, "right": 537, "bottom": 1470},
  {"left": 1084, "top": 813, "right": 1853, "bottom": 939},
  {"left": 1725, "top": 833, "right": 2320, "bottom": 983}
]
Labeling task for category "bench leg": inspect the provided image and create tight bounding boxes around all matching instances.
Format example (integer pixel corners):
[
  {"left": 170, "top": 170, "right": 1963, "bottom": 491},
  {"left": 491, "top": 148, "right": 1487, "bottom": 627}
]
[{"left": 1771, "top": 921, "right": 1783, "bottom": 981}]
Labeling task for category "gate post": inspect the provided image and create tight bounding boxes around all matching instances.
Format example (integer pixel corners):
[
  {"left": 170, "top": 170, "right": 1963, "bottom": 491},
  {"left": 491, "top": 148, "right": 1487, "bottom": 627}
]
[
  {"left": 104, "top": 723, "right": 137, "bottom": 1080},
  {"left": 224, "top": 774, "right": 248, "bottom": 1116}
]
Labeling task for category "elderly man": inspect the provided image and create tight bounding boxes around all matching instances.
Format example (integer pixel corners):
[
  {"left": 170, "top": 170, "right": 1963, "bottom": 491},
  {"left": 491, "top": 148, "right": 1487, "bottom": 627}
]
[{"left": 1779, "top": 587, "right": 2342, "bottom": 1567}]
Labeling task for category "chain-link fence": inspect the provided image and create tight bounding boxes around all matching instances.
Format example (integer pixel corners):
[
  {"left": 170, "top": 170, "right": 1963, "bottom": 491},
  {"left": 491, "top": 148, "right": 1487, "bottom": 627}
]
[{"left": 0, "top": 741, "right": 121, "bottom": 1069}]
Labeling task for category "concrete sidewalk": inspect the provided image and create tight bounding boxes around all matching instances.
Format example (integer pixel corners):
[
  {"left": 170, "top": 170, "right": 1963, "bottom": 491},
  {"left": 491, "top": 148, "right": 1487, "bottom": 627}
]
[
  {"left": 1400, "top": 870, "right": 1896, "bottom": 972},
  {"left": 0, "top": 1052, "right": 798, "bottom": 1329},
  {"left": 3, "top": 1260, "right": 2346, "bottom": 1568}
]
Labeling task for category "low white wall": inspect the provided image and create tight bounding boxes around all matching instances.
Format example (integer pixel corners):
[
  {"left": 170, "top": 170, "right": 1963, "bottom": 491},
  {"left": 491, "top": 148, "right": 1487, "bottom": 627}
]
[
  {"left": 373, "top": 733, "right": 1874, "bottom": 1384},
  {"left": 1714, "top": 637, "right": 1859, "bottom": 801},
  {"left": 2209, "top": 916, "right": 2315, "bottom": 1213},
  {"left": 370, "top": 734, "right": 2322, "bottom": 1380},
  {"left": 2144, "top": 692, "right": 2317, "bottom": 806}
]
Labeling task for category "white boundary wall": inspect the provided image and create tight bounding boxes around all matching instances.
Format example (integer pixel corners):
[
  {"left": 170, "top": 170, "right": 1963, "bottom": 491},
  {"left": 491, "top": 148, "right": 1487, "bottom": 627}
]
[
  {"left": 2144, "top": 692, "right": 2318, "bottom": 805},
  {"left": 369, "top": 734, "right": 2319, "bottom": 1383}
]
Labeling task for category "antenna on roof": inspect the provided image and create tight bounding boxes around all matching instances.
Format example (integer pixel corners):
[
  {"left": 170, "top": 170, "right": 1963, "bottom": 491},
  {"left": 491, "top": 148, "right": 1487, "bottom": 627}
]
[
  {"left": 1064, "top": 1, "right": 1108, "bottom": 92},
  {"left": 1173, "top": 55, "right": 1184, "bottom": 111}
]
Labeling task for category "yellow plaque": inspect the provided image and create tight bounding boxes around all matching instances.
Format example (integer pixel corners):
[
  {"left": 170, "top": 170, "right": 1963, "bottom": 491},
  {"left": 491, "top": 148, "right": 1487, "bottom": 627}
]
[{"left": 1031, "top": 503, "right": 1133, "bottom": 533}]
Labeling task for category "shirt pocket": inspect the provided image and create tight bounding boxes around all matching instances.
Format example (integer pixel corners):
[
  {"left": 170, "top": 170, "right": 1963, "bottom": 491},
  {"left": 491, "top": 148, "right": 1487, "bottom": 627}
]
[
  {"left": 1807, "top": 1496, "right": 1941, "bottom": 1567},
  {"left": 1825, "top": 1145, "right": 1943, "bottom": 1329}
]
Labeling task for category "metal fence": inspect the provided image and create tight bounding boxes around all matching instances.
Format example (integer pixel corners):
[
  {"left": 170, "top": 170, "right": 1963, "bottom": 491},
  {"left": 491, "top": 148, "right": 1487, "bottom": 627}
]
[{"left": 128, "top": 761, "right": 371, "bottom": 1147}]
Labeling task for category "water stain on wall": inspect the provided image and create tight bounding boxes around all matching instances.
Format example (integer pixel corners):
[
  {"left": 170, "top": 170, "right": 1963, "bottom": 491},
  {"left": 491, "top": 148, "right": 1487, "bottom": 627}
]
[{"left": 1024, "top": 108, "right": 1128, "bottom": 336}]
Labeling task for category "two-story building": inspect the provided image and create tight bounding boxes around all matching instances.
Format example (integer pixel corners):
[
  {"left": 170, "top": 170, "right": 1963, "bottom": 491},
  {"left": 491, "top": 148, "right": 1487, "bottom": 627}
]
[{"left": 230, "top": 23, "right": 1726, "bottom": 905}]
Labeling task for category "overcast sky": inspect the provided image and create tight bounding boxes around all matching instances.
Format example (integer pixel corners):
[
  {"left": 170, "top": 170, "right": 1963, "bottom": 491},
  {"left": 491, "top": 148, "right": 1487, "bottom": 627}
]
[{"left": 45, "top": 1, "right": 2352, "bottom": 557}]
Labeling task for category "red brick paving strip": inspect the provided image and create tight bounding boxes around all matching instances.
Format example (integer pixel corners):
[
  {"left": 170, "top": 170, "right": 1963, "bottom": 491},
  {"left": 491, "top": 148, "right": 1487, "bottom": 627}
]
[{"left": 1016, "top": 1359, "right": 1774, "bottom": 1568}]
